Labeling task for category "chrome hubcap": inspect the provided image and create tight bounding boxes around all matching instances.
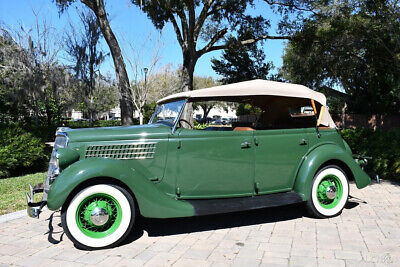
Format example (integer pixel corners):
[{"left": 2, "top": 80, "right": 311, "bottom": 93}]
[
  {"left": 326, "top": 185, "right": 337, "bottom": 200},
  {"left": 90, "top": 207, "right": 109, "bottom": 226}
]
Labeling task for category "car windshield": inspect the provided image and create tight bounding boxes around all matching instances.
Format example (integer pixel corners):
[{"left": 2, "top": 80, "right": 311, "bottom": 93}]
[{"left": 149, "top": 100, "right": 186, "bottom": 126}]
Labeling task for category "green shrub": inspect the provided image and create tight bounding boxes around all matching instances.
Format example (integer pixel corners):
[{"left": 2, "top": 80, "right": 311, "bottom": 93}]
[
  {"left": 23, "top": 121, "right": 124, "bottom": 143},
  {"left": 0, "top": 126, "right": 48, "bottom": 178},
  {"left": 193, "top": 121, "right": 210, "bottom": 130},
  {"left": 64, "top": 120, "right": 122, "bottom": 129},
  {"left": 143, "top": 103, "right": 156, "bottom": 124},
  {"left": 25, "top": 125, "right": 58, "bottom": 143},
  {"left": 0, "top": 119, "right": 143, "bottom": 178},
  {"left": 340, "top": 128, "right": 400, "bottom": 180}
]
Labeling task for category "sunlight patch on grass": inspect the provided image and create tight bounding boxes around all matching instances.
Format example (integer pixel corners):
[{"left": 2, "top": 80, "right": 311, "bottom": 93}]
[{"left": 0, "top": 172, "right": 46, "bottom": 215}]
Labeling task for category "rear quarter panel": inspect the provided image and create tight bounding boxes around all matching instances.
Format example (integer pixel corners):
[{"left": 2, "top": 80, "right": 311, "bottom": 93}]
[{"left": 293, "top": 129, "right": 371, "bottom": 200}]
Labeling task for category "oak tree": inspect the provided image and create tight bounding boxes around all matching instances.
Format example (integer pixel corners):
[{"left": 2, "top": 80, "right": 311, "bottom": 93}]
[
  {"left": 132, "top": 0, "right": 289, "bottom": 92},
  {"left": 55, "top": 0, "right": 135, "bottom": 125},
  {"left": 281, "top": 0, "right": 400, "bottom": 116}
]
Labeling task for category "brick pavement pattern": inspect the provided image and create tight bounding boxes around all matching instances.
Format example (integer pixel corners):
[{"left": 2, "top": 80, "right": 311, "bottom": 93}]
[{"left": 0, "top": 181, "right": 399, "bottom": 266}]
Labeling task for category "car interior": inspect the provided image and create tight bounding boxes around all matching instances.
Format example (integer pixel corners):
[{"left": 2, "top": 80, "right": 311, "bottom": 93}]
[{"left": 184, "top": 95, "right": 320, "bottom": 131}]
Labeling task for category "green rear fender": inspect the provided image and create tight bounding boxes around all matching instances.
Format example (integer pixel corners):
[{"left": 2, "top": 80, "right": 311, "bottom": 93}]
[
  {"left": 47, "top": 158, "right": 194, "bottom": 218},
  {"left": 294, "top": 143, "right": 371, "bottom": 201}
]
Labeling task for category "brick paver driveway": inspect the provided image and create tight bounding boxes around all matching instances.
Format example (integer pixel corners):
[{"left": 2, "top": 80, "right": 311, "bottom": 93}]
[{"left": 0, "top": 181, "right": 399, "bottom": 266}]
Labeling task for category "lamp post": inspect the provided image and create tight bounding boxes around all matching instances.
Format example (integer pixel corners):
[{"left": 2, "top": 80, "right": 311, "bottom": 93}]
[
  {"left": 140, "top": 67, "right": 149, "bottom": 125},
  {"left": 144, "top": 67, "right": 148, "bottom": 85}
]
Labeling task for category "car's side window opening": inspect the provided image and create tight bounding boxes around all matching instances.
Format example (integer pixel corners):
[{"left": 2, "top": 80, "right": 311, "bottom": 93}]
[{"left": 177, "top": 96, "right": 319, "bottom": 131}]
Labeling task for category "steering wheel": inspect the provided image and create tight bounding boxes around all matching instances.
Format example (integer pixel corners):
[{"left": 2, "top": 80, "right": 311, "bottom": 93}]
[{"left": 178, "top": 119, "right": 194, "bottom": 129}]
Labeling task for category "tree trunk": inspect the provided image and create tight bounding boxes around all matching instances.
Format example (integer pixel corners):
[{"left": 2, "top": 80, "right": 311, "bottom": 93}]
[
  {"left": 181, "top": 52, "right": 197, "bottom": 123},
  {"left": 203, "top": 108, "right": 207, "bottom": 121},
  {"left": 139, "top": 110, "right": 144, "bottom": 125},
  {"left": 89, "top": 95, "right": 94, "bottom": 127},
  {"left": 181, "top": 59, "right": 195, "bottom": 92},
  {"left": 86, "top": 0, "right": 134, "bottom": 125},
  {"left": 201, "top": 104, "right": 212, "bottom": 121},
  {"left": 341, "top": 102, "right": 347, "bottom": 129}
]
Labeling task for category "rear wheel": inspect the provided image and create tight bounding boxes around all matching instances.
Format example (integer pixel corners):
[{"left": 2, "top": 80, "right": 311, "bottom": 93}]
[
  {"left": 306, "top": 165, "right": 349, "bottom": 218},
  {"left": 61, "top": 184, "right": 135, "bottom": 249}
]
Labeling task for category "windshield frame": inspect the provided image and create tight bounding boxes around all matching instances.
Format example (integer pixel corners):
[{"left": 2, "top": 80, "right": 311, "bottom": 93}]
[{"left": 149, "top": 99, "right": 187, "bottom": 133}]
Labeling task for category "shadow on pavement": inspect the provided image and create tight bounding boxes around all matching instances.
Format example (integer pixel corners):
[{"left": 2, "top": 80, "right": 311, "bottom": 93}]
[
  {"left": 44, "top": 198, "right": 365, "bottom": 249},
  {"left": 45, "top": 211, "right": 64, "bottom": 244},
  {"left": 122, "top": 203, "right": 306, "bottom": 246},
  {"left": 122, "top": 198, "right": 365, "bottom": 246}
]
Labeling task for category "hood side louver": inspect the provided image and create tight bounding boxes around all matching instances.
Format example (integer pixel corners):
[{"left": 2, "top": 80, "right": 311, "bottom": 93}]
[{"left": 85, "top": 142, "right": 156, "bottom": 160}]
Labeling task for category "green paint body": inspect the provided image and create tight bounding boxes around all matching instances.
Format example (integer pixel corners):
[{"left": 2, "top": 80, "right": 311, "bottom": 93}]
[
  {"left": 47, "top": 124, "right": 370, "bottom": 218},
  {"left": 57, "top": 148, "right": 80, "bottom": 169}
]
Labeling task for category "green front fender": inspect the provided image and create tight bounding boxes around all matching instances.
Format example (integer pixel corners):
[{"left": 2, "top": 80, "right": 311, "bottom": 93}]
[
  {"left": 47, "top": 158, "right": 194, "bottom": 218},
  {"left": 293, "top": 143, "right": 371, "bottom": 201}
]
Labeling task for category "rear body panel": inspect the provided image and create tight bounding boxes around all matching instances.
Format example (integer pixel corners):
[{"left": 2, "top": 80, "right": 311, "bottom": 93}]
[{"left": 254, "top": 128, "right": 309, "bottom": 194}]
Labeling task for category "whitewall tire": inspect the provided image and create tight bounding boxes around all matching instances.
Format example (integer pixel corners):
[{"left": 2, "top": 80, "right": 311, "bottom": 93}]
[
  {"left": 61, "top": 184, "right": 135, "bottom": 250},
  {"left": 306, "top": 165, "right": 349, "bottom": 218}
]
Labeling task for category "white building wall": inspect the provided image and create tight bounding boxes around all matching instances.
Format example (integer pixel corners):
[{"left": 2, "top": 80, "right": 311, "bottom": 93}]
[
  {"left": 109, "top": 107, "right": 121, "bottom": 119},
  {"left": 193, "top": 106, "right": 237, "bottom": 120},
  {"left": 70, "top": 109, "right": 83, "bottom": 120}
]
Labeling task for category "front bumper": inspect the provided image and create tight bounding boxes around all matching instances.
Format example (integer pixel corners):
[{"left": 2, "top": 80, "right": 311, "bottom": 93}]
[
  {"left": 26, "top": 128, "right": 69, "bottom": 218},
  {"left": 26, "top": 183, "right": 48, "bottom": 218}
]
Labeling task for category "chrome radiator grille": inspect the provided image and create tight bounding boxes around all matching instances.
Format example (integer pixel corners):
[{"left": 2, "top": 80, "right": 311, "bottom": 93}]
[{"left": 85, "top": 143, "right": 156, "bottom": 159}]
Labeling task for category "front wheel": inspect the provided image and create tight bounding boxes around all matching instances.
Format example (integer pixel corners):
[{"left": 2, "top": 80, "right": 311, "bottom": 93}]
[
  {"left": 306, "top": 165, "right": 349, "bottom": 218},
  {"left": 61, "top": 184, "right": 135, "bottom": 250}
]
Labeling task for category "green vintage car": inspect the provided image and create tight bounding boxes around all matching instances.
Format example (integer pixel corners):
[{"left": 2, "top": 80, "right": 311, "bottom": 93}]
[{"left": 27, "top": 79, "right": 371, "bottom": 249}]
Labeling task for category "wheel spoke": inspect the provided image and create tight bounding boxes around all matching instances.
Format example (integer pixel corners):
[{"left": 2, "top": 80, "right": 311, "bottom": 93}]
[
  {"left": 316, "top": 174, "right": 343, "bottom": 209},
  {"left": 75, "top": 193, "right": 122, "bottom": 238}
]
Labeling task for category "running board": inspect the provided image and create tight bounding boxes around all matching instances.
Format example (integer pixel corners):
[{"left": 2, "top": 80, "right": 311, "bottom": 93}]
[{"left": 186, "top": 192, "right": 303, "bottom": 216}]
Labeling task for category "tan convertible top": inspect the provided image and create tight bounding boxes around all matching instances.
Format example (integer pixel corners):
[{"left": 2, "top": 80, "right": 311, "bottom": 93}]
[
  {"left": 158, "top": 79, "right": 327, "bottom": 105},
  {"left": 157, "top": 79, "right": 336, "bottom": 128}
]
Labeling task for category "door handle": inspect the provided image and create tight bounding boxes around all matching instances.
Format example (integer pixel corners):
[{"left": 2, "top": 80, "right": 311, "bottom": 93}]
[
  {"left": 299, "top": 139, "right": 307, "bottom": 145},
  {"left": 241, "top": 141, "right": 251, "bottom": 148}
]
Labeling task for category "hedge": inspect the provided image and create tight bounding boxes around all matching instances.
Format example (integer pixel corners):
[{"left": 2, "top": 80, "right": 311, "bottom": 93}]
[
  {"left": 340, "top": 128, "right": 400, "bottom": 180},
  {"left": 0, "top": 126, "right": 48, "bottom": 178},
  {"left": 0, "top": 120, "right": 123, "bottom": 178}
]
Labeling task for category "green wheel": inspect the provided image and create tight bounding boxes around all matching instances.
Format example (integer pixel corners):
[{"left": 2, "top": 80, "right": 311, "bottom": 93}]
[
  {"left": 61, "top": 184, "right": 135, "bottom": 249},
  {"left": 306, "top": 165, "right": 349, "bottom": 218}
]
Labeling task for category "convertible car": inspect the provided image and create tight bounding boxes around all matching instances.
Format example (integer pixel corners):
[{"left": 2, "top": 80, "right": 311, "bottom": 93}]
[{"left": 26, "top": 79, "right": 371, "bottom": 249}]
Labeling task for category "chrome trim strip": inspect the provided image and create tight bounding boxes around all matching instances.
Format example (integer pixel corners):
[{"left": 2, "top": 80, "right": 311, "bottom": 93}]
[
  {"left": 86, "top": 151, "right": 155, "bottom": 157},
  {"left": 88, "top": 142, "right": 157, "bottom": 147},
  {"left": 86, "top": 156, "right": 154, "bottom": 160},
  {"left": 87, "top": 147, "right": 155, "bottom": 152},
  {"left": 148, "top": 107, "right": 158, "bottom": 124}
]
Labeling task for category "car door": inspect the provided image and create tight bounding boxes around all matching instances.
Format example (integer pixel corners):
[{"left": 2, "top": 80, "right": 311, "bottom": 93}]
[
  {"left": 175, "top": 128, "right": 254, "bottom": 199},
  {"left": 254, "top": 128, "right": 309, "bottom": 194}
]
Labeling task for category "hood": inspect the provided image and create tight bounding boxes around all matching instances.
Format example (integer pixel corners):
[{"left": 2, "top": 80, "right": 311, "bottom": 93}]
[{"left": 62, "top": 123, "right": 171, "bottom": 143}]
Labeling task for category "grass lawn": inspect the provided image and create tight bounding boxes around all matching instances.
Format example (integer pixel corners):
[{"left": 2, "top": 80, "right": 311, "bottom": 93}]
[{"left": 0, "top": 172, "right": 46, "bottom": 215}]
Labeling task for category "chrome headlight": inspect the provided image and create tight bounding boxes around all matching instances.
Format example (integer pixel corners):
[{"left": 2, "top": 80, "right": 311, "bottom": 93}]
[{"left": 46, "top": 130, "right": 69, "bottom": 183}]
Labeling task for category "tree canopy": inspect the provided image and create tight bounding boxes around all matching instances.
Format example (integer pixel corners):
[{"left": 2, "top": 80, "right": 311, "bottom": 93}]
[
  {"left": 281, "top": 0, "right": 400, "bottom": 115},
  {"left": 211, "top": 37, "right": 273, "bottom": 84},
  {"left": 132, "top": 0, "right": 288, "bottom": 92}
]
